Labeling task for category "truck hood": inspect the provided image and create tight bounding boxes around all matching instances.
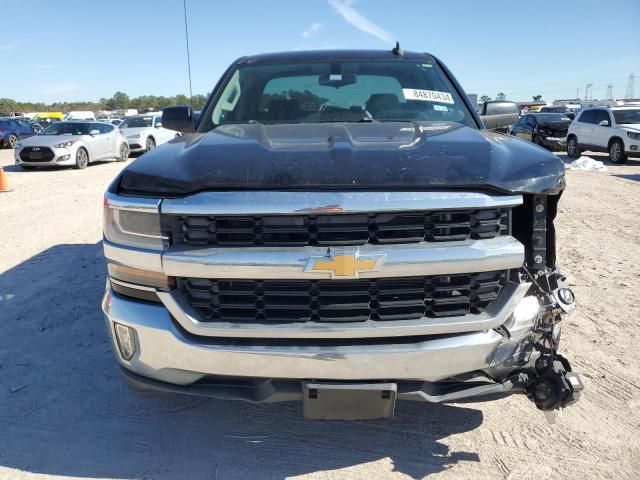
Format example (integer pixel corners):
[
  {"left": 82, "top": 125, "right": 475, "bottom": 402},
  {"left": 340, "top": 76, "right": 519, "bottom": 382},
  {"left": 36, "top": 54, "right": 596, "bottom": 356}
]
[{"left": 117, "top": 122, "right": 566, "bottom": 196}]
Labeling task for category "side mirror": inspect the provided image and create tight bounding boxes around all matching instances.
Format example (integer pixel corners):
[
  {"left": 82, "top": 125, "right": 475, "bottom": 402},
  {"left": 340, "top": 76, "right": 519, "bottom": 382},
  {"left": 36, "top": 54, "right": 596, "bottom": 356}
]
[
  {"left": 479, "top": 101, "right": 520, "bottom": 131},
  {"left": 89, "top": 129, "right": 100, "bottom": 135},
  {"left": 598, "top": 120, "right": 609, "bottom": 127},
  {"left": 162, "top": 106, "right": 194, "bottom": 134},
  {"left": 155, "top": 122, "right": 162, "bottom": 128}
]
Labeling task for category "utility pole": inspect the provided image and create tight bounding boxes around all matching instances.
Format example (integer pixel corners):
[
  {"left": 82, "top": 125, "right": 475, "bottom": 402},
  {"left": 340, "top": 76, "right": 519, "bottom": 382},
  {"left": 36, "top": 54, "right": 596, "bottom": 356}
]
[
  {"left": 585, "top": 83, "right": 593, "bottom": 101},
  {"left": 576, "top": 88, "right": 579, "bottom": 100},
  {"left": 625, "top": 73, "right": 635, "bottom": 99},
  {"left": 607, "top": 83, "right": 613, "bottom": 100}
]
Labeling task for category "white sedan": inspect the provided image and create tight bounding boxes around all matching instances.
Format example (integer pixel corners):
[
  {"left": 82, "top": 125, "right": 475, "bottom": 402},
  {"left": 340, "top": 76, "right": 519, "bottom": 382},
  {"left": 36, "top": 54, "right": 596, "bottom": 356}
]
[
  {"left": 120, "top": 113, "right": 178, "bottom": 153},
  {"left": 14, "top": 121, "right": 129, "bottom": 170}
]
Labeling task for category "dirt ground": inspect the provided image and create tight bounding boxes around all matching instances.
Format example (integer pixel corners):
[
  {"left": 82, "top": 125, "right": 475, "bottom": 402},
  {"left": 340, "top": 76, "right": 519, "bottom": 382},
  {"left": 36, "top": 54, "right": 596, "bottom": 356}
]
[{"left": 0, "top": 148, "right": 638, "bottom": 480}]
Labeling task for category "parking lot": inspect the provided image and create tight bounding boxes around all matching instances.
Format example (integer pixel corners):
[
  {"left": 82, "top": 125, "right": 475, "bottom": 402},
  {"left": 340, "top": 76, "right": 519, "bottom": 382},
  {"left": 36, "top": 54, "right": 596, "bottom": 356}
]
[{"left": 0, "top": 149, "right": 639, "bottom": 479}]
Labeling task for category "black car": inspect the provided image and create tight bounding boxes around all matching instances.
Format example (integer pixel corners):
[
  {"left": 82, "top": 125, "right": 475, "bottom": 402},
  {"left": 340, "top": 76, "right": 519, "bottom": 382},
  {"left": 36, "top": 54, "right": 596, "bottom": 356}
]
[
  {"left": 0, "top": 117, "right": 37, "bottom": 148},
  {"left": 511, "top": 113, "right": 572, "bottom": 150},
  {"left": 539, "top": 106, "right": 576, "bottom": 120}
]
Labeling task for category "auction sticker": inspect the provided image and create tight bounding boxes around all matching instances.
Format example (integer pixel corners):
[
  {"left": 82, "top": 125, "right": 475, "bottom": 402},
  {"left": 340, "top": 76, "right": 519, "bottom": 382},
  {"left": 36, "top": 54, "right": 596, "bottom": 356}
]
[{"left": 402, "top": 89, "right": 454, "bottom": 104}]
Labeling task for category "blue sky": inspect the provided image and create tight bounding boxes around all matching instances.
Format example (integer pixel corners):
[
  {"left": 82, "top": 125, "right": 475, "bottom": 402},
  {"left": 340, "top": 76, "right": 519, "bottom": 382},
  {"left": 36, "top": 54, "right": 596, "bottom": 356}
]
[{"left": 2, "top": 0, "right": 639, "bottom": 103}]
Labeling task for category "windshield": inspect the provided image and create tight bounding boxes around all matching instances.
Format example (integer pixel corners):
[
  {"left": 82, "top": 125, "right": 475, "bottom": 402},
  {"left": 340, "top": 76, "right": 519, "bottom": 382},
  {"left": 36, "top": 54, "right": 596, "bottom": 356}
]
[
  {"left": 201, "top": 58, "right": 476, "bottom": 130},
  {"left": 613, "top": 109, "right": 640, "bottom": 124},
  {"left": 121, "top": 116, "right": 153, "bottom": 128},
  {"left": 41, "top": 122, "right": 91, "bottom": 135}
]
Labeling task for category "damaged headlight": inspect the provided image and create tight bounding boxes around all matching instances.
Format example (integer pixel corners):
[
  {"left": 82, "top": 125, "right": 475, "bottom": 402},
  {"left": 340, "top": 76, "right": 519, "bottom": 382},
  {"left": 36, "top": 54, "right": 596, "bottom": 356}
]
[{"left": 103, "top": 196, "right": 165, "bottom": 250}]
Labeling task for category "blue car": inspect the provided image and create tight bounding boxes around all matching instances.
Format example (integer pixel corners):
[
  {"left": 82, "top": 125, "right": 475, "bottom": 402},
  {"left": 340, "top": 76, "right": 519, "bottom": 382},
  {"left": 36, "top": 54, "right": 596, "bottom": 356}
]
[{"left": 0, "top": 117, "right": 37, "bottom": 148}]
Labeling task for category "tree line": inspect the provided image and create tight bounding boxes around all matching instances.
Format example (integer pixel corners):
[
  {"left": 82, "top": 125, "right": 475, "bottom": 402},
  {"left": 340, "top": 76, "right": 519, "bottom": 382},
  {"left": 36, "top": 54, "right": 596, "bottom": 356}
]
[{"left": 0, "top": 91, "right": 209, "bottom": 116}]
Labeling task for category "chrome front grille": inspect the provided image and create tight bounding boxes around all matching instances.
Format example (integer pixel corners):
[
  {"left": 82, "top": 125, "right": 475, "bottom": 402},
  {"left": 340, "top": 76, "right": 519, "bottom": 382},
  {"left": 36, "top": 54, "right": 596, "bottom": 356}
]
[
  {"left": 177, "top": 271, "right": 507, "bottom": 323},
  {"left": 165, "top": 208, "right": 510, "bottom": 247}
]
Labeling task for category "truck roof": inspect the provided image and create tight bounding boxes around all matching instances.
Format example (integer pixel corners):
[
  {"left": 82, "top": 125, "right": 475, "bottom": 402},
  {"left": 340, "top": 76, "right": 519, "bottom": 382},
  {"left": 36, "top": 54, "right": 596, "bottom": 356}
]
[{"left": 237, "top": 49, "right": 432, "bottom": 65}]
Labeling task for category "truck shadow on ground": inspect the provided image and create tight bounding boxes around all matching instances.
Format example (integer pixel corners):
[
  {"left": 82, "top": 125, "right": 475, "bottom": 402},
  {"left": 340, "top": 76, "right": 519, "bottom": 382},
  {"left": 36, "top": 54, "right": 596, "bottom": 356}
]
[{"left": 0, "top": 243, "right": 483, "bottom": 479}]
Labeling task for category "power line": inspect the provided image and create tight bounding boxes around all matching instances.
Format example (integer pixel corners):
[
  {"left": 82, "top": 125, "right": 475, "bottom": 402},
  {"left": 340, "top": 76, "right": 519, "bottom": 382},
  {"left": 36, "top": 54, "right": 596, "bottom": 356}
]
[{"left": 183, "top": 0, "right": 193, "bottom": 106}]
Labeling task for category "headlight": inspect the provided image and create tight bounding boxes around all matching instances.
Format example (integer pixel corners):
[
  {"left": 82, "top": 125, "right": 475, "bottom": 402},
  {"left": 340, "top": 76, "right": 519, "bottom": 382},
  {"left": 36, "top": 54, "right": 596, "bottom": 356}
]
[
  {"left": 54, "top": 140, "right": 76, "bottom": 148},
  {"left": 627, "top": 131, "right": 640, "bottom": 140},
  {"left": 103, "top": 196, "right": 165, "bottom": 250},
  {"left": 15, "top": 142, "right": 22, "bottom": 149},
  {"left": 127, "top": 134, "right": 140, "bottom": 139}
]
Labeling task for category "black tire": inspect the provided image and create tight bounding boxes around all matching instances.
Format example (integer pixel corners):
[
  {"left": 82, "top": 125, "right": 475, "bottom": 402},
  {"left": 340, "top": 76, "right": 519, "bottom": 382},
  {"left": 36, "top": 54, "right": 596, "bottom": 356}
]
[
  {"left": 566, "top": 136, "right": 581, "bottom": 159},
  {"left": 145, "top": 137, "right": 156, "bottom": 151},
  {"left": 7, "top": 134, "right": 18, "bottom": 149},
  {"left": 75, "top": 147, "right": 89, "bottom": 169},
  {"left": 608, "top": 139, "right": 627, "bottom": 164},
  {"left": 117, "top": 143, "right": 129, "bottom": 162}
]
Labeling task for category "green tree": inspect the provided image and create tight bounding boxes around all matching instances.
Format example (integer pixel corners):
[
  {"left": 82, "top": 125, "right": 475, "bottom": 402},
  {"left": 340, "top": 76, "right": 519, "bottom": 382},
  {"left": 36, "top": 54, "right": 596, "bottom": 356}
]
[
  {"left": 532, "top": 95, "right": 543, "bottom": 102},
  {"left": 496, "top": 92, "right": 506, "bottom": 100},
  {"left": 0, "top": 98, "right": 17, "bottom": 116},
  {"left": 108, "top": 91, "right": 130, "bottom": 109},
  {"left": 479, "top": 95, "right": 491, "bottom": 103}
]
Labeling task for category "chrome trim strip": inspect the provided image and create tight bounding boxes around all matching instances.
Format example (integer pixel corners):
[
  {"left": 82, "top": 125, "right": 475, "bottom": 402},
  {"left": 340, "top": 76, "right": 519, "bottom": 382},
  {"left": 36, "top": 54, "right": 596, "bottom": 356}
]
[
  {"left": 161, "top": 191, "right": 522, "bottom": 216},
  {"left": 159, "top": 281, "right": 529, "bottom": 339},
  {"left": 103, "top": 241, "right": 163, "bottom": 272},
  {"left": 104, "top": 192, "right": 160, "bottom": 212},
  {"left": 109, "top": 277, "right": 158, "bottom": 292},
  {"left": 161, "top": 236, "right": 524, "bottom": 279}
]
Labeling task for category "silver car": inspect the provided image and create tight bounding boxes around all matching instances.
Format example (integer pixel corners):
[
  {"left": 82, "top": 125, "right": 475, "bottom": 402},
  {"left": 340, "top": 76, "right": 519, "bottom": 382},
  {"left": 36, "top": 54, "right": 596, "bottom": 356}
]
[{"left": 15, "top": 121, "right": 129, "bottom": 170}]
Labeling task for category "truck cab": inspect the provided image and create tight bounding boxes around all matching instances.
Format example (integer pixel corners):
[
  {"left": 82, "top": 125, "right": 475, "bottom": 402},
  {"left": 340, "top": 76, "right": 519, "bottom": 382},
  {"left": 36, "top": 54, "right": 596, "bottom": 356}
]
[{"left": 101, "top": 49, "right": 582, "bottom": 419}]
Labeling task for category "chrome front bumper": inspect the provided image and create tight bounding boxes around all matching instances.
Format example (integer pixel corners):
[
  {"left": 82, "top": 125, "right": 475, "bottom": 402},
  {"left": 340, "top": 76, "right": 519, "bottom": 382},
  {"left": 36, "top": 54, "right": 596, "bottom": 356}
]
[{"left": 102, "top": 285, "right": 540, "bottom": 387}]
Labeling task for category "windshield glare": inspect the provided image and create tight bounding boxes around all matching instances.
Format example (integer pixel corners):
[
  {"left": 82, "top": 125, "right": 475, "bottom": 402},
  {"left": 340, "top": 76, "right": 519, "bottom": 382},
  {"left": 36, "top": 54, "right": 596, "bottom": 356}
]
[
  {"left": 41, "top": 122, "right": 91, "bottom": 135},
  {"left": 121, "top": 116, "right": 153, "bottom": 128},
  {"left": 202, "top": 59, "right": 476, "bottom": 130},
  {"left": 613, "top": 109, "right": 640, "bottom": 124}
]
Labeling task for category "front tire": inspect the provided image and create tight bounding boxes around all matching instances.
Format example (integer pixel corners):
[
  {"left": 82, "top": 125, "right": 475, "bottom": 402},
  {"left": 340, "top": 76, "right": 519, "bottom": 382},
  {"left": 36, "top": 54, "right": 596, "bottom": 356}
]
[
  {"left": 608, "top": 139, "right": 627, "bottom": 164},
  {"left": 7, "top": 134, "right": 18, "bottom": 149},
  {"left": 145, "top": 137, "right": 156, "bottom": 151},
  {"left": 566, "top": 136, "right": 581, "bottom": 159},
  {"left": 117, "top": 143, "right": 129, "bottom": 162},
  {"left": 75, "top": 148, "right": 89, "bottom": 169}
]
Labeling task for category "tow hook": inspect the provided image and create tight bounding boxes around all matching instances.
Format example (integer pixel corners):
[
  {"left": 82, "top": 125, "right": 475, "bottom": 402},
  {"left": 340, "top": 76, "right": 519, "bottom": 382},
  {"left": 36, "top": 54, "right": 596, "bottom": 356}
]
[{"left": 525, "top": 354, "right": 584, "bottom": 410}]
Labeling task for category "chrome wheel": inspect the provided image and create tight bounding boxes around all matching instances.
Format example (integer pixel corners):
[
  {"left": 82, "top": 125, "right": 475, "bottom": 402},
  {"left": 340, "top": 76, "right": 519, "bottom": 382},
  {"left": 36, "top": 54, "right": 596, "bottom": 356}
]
[
  {"left": 146, "top": 137, "right": 155, "bottom": 151},
  {"left": 75, "top": 148, "right": 88, "bottom": 169},
  {"left": 609, "top": 140, "right": 626, "bottom": 164},
  {"left": 119, "top": 143, "right": 129, "bottom": 161},
  {"left": 611, "top": 143, "right": 620, "bottom": 162},
  {"left": 8, "top": 134, "right": 17, "bottom": 149}
]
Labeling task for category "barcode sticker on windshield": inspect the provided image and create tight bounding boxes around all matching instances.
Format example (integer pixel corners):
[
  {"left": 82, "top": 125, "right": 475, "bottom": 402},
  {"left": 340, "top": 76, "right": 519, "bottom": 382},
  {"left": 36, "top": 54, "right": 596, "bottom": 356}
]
[{"left": 402, "top": 89, "right": 454, "bottom": 104}]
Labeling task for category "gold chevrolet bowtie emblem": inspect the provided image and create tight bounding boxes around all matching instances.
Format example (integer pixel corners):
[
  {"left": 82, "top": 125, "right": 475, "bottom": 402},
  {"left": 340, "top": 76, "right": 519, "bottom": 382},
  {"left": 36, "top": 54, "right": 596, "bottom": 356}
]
[{"left": 305, "top": 250, "right": 386, "bottom": 278}]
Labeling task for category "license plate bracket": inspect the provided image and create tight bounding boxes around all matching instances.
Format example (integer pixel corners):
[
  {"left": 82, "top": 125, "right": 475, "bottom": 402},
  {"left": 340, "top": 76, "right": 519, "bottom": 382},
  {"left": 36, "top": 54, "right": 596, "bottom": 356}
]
[{"left": 302, "top": 382, "right": 397, "bottom": 420}]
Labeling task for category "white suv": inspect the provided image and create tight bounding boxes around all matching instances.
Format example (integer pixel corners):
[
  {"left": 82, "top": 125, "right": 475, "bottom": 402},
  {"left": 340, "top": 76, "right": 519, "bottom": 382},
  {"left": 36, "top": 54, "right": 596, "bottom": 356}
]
[{"left": 567, "top": 106, "right": 640, "bottom": 163}]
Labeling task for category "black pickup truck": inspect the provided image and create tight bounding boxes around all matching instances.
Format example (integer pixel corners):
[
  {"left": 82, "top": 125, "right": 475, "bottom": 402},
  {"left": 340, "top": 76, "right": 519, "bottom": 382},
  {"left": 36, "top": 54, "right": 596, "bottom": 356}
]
[{"left": 102, "top": 48, "right": 582, "bottom": 420}]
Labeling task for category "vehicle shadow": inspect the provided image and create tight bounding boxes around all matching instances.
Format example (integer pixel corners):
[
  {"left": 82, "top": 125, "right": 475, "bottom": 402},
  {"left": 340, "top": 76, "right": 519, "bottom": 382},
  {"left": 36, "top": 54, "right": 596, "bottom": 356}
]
[{"left": 0, "top": 243, "right": 483, "bottom": 479}]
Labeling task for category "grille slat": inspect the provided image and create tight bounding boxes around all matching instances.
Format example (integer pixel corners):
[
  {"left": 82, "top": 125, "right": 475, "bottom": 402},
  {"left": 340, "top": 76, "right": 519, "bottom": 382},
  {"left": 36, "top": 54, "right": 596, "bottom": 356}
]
[
  {"left": 178, "top": 271, "right": 506, "bottom": 324},
  {"left": 168, "top": 208, "right": 510, "bottom": 247}
]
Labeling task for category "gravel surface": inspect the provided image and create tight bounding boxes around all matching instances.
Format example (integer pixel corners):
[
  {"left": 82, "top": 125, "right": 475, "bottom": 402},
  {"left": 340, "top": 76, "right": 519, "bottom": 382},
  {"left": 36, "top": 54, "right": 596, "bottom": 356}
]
[{"left": 0, "top": 149, "right": 638, "bottom": 479}]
